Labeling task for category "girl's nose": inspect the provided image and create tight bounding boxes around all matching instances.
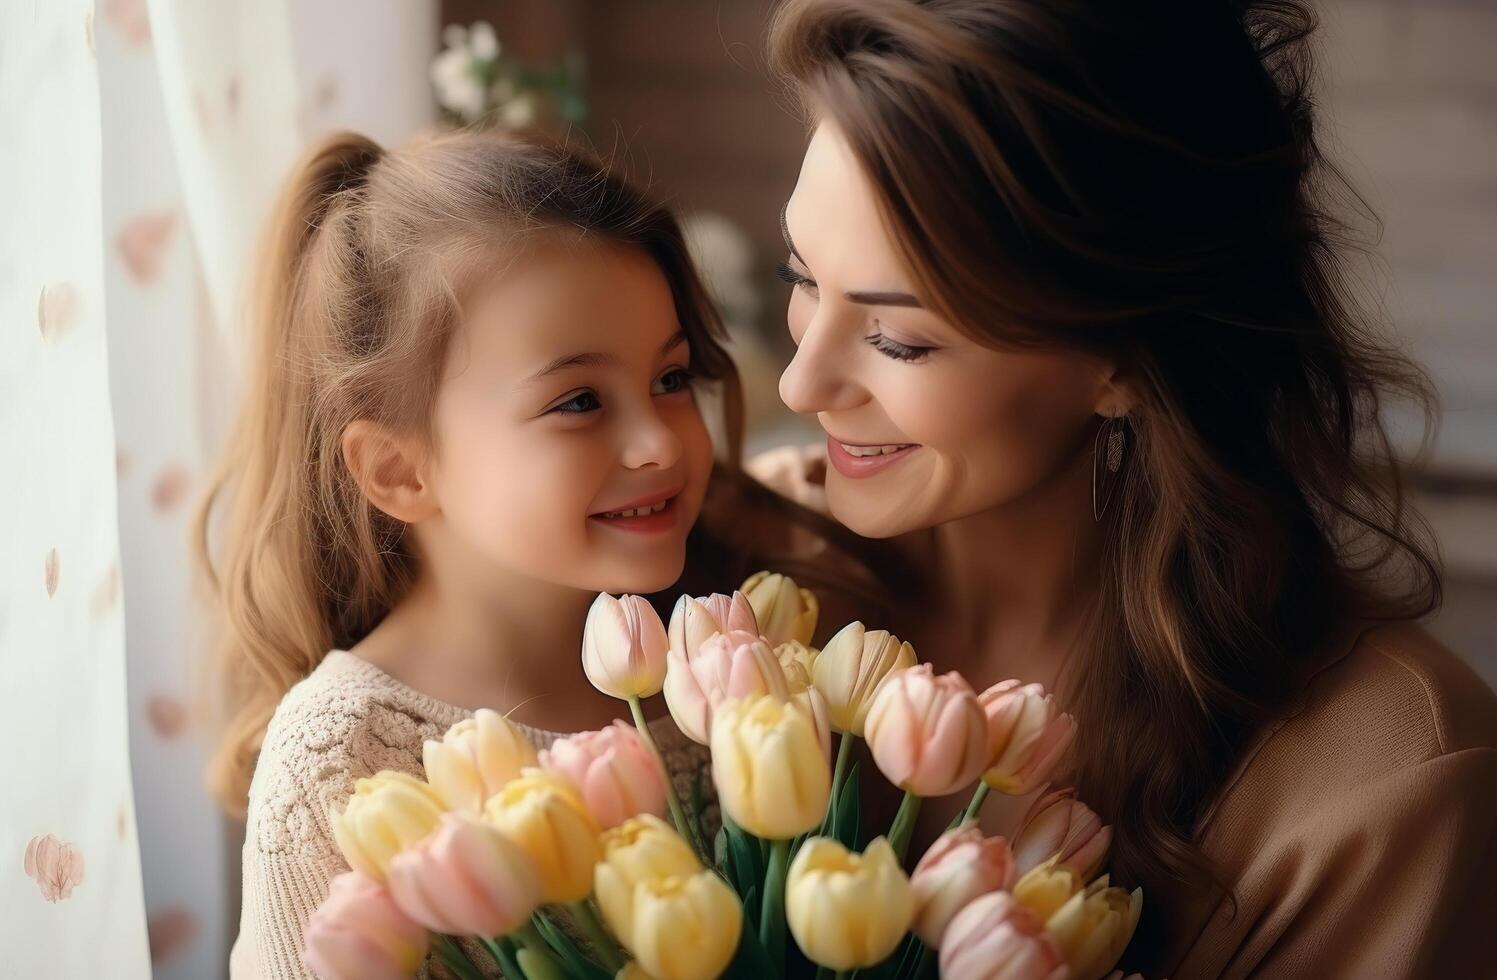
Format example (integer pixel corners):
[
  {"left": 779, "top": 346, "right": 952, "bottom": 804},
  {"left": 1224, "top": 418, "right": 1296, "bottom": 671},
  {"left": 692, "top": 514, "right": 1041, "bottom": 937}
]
[
  {"left": 619, "top": 404, "right": 685, "bottom": 471},
  {"left": 779, "top": 315, "right": 864, "bottom": 416}
]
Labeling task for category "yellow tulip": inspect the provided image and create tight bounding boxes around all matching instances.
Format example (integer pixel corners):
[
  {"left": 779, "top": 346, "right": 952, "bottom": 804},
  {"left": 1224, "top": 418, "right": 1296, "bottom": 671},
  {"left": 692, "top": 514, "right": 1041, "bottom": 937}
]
[
  {"left": 741, "top": 570, "right": 820, "bottom": 647},
  {"left": 785, "top": 837, "right": 914, "bottom": 970},
  {"left": 623, "top": 870, "right": 743, "bottom": 980},
  {"left": 1012, "top": 856, "right": 1083, "bottom": 923},
  {"left": 422, "top": 708, "right": 538, "bottom": 814},
  {"left": 710, "top": 695, "right": 831, "bottom": 839},
  {"left": 482, "top": 769, "right": 601, "bottom": 903},
  {"left": 1045, "top": 875, "right": 1143, "bottom": 980},
  {"left": 812, "top": 621, "right": 917, "bottom": 736},
  {"left": 776, "top": 640, "right": 820, "bottom": 686},
  {"left": 595, "top": 815, "right": 704, "bottom": 946},
  {"left": 330, "top": 771, "right": 446, "bottom": 881}
]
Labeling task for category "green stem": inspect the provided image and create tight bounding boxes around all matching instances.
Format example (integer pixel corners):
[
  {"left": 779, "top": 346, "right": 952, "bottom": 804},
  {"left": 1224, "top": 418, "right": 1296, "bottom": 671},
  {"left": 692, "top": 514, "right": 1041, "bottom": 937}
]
[
  {"left": 887, "top": 791, "right": 923, "bottom": 864},
  {"left": 759, "top": 837, "right": 793, "bottom": 964},
  {"left": 912, "top": 945, "right": 936, "bottom": 979},
  {"left": 835, "top": 972, "right": 852, "bottom": 980},
  {"left": 570, "top": 900, "right": 625, "bottom": 971},
  {"left": 432, "top": 935, "right": 488, "bottom": 980},
  {"left": 963, "top": 782, "right": 991, "bottom": 824},
  {"left": 627, "top": 695, "right": 696, "bottom": 849},
  {"left": 821, "top": 732, "right": 855, "bottom": 835}
]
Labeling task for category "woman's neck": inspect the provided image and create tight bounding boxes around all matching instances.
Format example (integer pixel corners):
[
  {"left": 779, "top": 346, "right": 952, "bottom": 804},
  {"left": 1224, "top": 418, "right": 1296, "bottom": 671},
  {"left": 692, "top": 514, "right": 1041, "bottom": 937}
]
[{"left": 900, "top": 450, "right": 1102, "bottom": 696}]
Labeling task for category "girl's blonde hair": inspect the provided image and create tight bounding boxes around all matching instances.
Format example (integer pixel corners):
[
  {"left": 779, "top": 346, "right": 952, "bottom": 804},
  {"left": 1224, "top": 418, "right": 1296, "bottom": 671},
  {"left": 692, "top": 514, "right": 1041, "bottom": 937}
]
[{"left": 194, "top": 129, "right": 741, "bottom": 815}]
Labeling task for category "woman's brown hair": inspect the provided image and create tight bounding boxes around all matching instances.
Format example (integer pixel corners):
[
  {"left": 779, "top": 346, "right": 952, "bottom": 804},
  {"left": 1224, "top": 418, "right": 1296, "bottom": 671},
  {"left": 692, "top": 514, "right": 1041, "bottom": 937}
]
[
  {"left": 194, "top": 128, "right": 743, "bottom": 815},
  {"left": 769, "top": 0, "right": 1440, "bottom": 921}
]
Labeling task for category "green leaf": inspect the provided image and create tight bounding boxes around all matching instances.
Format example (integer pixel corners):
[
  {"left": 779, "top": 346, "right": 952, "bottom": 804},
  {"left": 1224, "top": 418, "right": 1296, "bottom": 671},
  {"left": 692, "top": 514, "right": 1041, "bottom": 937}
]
[
  {"left": 725, "top": 819, "right": 764, "bottom": 902},
  {"left": 723, "top": 906, "right": 775, "bottom": 979},
  {"left": 530, "top": 910, "right": 611, "bottom": 980},
  {"left": 834, "top": 763, "right": 862, "bottom": 849},
  {"left": 743, "top": 884, "right": 761, "bottom": 942}
]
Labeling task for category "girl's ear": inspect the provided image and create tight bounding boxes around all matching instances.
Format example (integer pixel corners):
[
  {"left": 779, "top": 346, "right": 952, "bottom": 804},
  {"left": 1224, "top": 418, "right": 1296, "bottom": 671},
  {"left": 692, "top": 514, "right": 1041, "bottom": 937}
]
[{"left": 341, "top": 420, "right": 437, "bottom": 522}]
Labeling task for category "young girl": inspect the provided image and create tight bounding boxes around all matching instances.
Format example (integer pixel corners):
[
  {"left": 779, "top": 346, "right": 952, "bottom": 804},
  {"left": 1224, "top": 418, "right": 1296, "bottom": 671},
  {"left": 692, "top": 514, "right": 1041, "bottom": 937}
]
[{"left": 197, "top": 128, "right": 749, "bottom": 979}]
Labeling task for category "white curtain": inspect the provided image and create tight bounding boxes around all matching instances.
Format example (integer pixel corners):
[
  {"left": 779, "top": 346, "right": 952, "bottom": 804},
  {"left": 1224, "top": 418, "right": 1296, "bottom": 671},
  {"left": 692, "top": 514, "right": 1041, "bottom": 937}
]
[
  {"left": 0, "top": 0, "right": 151, "bottom": 975},
  {"left": 99, "top": 1, "right": 436, "bottom": 975}
]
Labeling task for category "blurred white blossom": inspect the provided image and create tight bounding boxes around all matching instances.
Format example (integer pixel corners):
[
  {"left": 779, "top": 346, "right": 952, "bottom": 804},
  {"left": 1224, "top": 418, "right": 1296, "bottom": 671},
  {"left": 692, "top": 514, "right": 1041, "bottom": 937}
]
[{"left": 430, "top": 20, "right": 586, "bottom": 130}]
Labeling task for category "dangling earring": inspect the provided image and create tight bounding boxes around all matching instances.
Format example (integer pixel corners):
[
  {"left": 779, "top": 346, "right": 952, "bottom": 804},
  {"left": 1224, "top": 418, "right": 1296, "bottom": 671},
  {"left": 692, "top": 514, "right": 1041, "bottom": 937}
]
[{"left": 1092, "top": 414, "right": 1132, "bottom": 522}]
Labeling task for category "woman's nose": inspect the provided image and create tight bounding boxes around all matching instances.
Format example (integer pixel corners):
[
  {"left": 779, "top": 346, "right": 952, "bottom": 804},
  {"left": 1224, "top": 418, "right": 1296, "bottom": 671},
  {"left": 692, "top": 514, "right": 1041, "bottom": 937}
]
[{"left": 779, "top": 317, "right": 863, "bottom": 416}]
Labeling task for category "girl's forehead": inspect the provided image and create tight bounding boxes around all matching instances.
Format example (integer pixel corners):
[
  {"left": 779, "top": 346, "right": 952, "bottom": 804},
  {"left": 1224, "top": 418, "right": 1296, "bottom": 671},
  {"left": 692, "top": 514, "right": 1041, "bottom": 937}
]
[{"left": 448, "top": 237, "right": 682, "bottom": 382}]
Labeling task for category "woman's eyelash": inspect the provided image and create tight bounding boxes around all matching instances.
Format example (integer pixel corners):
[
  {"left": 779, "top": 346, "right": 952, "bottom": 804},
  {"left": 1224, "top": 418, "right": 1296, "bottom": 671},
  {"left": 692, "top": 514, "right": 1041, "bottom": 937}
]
[
  {"left": 866, "top": 331, "right": 933, "bottom": 363},
  {"left": 775, "top": 261, "right": 818, "bottom": 293}
]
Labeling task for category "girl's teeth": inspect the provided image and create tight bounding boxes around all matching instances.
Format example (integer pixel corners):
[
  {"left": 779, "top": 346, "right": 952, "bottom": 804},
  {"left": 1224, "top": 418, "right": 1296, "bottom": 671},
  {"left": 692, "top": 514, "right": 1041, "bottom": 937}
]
[
  {"left": 840, "top": 443, "right": 910, "bottom": 457},
  {"left": 603, "top": 499, "right": 670, "bottom": 519}
]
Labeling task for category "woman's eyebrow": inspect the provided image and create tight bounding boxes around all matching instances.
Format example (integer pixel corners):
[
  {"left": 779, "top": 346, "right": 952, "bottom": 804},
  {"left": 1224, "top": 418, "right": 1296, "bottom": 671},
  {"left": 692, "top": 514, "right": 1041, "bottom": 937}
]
[{"left": 782, "top": 203, "right": 923, "bottom": 309}]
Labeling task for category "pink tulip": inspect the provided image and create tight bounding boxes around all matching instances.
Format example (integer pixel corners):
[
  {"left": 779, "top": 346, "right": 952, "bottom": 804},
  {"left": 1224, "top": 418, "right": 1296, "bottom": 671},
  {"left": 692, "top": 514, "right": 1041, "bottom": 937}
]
[
  {"left": 909, "top": 824, "right": 1017, "bottom": 947},
  {"left": 979, "top": 680, "right": 1076, "bottom": 795},
  {"left": 582, "top": 594, "right": 670, "bottom": 700},
  {"left": 1012, "top": 787, "right": 1113, "bottom": 881},
  {"left": 384, "top": 813, "right": 541, "bottom": 938},
  {"left": 539, "top": 720, "right": 670, "bottom": 829},
  {"left": 864, "top": 665, "right": 989, "bottom": 797},
  {"left": 940, "top": 890, "right": 1067, "bottom": 980},
  {"left": 663, "top": 629, "right": 790, "bottom": 744},
  {"left": 303, "top": 872, "right": 429, "bottom": 980},
  {"left": 668, "top": 591, "right": 759, "bottom": 660}
]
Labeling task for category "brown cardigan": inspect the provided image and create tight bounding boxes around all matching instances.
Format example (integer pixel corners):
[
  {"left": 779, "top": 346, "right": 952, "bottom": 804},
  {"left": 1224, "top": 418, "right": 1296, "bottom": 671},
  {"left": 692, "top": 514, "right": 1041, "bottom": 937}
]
[{"left": 748, "top": 445, "right": 1497, "bottom": 979}]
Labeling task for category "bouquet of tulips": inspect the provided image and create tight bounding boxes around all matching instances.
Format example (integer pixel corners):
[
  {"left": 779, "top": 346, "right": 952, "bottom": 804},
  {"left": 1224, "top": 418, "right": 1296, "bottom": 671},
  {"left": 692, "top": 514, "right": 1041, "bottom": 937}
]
[{"left": 303, "top": 572, "right": 1142, "bottom": 980}]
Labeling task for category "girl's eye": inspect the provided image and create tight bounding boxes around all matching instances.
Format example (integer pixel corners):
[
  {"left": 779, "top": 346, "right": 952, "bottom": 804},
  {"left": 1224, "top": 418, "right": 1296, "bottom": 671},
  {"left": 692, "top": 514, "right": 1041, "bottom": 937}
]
[
  {"left": 551, "top": 390, "right": 601, "bottom": 415},
  {"left": 653, "top": 367, "right": 696, "bottom": 396},
  {"left": 775, "top": 261, "right": 819, "bottom": 297},
  {"left": 867, "top": 331, "right": 934, "bottom": 363}
]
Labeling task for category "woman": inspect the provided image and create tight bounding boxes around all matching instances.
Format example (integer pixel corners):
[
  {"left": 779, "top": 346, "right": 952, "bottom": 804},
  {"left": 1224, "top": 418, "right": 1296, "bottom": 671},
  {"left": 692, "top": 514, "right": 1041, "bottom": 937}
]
[{"left": 753, "top": 0, "right": 1497, "bottom": 975}]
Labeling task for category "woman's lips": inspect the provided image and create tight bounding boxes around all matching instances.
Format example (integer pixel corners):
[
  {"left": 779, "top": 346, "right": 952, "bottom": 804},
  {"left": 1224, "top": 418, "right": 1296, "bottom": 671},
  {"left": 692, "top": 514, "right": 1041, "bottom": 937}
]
[{"left": 825, "top": 435, "right": 919, "bottom": 478}]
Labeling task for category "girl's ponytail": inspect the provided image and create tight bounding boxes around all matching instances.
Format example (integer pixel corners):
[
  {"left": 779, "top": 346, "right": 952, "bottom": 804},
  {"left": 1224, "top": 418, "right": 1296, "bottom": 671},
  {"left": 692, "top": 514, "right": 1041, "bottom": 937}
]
[{"left": 194, "top": 134, "right": 385, "bottom": 815}]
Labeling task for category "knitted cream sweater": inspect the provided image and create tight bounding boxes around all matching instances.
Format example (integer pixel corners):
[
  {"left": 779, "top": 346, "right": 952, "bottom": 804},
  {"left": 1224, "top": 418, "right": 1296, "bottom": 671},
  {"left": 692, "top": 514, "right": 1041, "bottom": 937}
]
[{"left": 228, "top": 650, "right": 712, "bottom": 979}]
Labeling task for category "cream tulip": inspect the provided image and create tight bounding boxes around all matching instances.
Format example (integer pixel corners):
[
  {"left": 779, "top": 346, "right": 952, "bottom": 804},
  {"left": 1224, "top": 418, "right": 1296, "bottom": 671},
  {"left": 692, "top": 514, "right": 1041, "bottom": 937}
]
[
  {"left": 664, "top": 629, "right": 791, "bottom": 744},
  {"left": 539, "top": 721, "right": 669, "bottom": 829},
  {"left": 621, "top": 870, "right": 743, "bottom": 980},
  {"left": 582, "top": 593, "right": 671, "bottom": 700},
  {"left": 422, "top": 708, "right": 538, "bottom": 815},
  {"left": 979, "top": 680, "right": 1076, "bottom": 795},
  {"left": 865, "top": 665, "right": 989, "bottom": 797},
  {"left": 385, "top": 812, "right": 541, "bottom": 937},
  {"left": 909, "top": 823, "right": 1017, "bottom": 947},
  {"left": 1013, "top": 857, "right": 1084, "bottom": 923},
  {"left": 330, "top": 771, "right": 446, "bottom": 882},
  {"left": 482, "top": 769, "right": 602, "bottom": 904},
  {"left": 784, "top": 837, "right": 914, "bottom": 970},
  {"left": 1012, "top": 787, "right": 1112, "bottom": 880},
  {"left": 667, "top": 591, "right": 759, "bottom": 661},
  {"left": 1045, "top": 875, "right": 1143, "bottom": 980},
  {"left": 594, "top": 814, "right": 704, "bottom": 947},
  {"left": 302, "top": 872, "right": 430, "bottom": 980},
  {"left": 812, "top": 621, "right": 917, "bottom": 736},
  {"left": 710, "top": 695, "right": 830, "bottom": 839},
  {"left": 741, "top": 570, "right": 819, "bottom": 647},
  {"left": 939, "top": 890, "right": 1067, "bottom": 980}
]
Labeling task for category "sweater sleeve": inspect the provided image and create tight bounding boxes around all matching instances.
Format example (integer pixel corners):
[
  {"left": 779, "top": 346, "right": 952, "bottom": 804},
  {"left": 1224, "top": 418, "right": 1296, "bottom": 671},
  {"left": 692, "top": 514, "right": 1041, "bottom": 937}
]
[
  {"left": 1182, "top": 746, "right": 1497, "bottom": 979},
  {"left": 231, "top": 682, "right": 444, "bottom": 979}
]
